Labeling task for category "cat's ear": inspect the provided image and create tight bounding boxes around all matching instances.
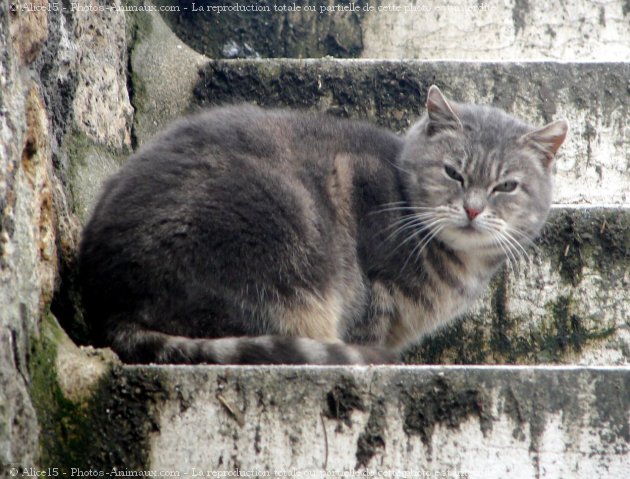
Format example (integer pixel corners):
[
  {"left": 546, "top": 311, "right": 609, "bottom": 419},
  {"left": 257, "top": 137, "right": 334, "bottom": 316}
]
[
  {"left": 425, "top": 85, "right": 463, "bottom": 135},
  {"left": 520, "top": 120, "right": 569, "bottom": 168}
]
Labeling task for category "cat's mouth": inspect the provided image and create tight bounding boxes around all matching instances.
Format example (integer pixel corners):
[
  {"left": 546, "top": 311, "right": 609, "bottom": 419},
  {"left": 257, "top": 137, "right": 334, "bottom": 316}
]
[{"left": 460, "top": 224, "right": 478, "bottom": 232}]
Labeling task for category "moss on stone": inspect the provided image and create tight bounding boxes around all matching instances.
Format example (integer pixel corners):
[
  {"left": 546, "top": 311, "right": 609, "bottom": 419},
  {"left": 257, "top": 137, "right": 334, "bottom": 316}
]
[
  {"left": 29, "top": 314, "right": 167, "bottom": 472},
  {"left": 540, "top": 208, "right": 630, "bottom": 287}
]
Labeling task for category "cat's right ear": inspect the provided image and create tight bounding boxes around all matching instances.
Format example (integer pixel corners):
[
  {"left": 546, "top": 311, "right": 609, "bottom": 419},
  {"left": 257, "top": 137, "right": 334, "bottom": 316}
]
[
  {"left": 425, "top": 85, "right": 463, "bottom": 135},
  {"left": 520, "top": 120, "right": 569, "bottom": 168}
]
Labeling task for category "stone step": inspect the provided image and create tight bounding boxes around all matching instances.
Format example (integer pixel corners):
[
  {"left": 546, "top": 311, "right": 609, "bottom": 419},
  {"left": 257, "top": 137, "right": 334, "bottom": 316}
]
[
  {"left": 48, "top": 363, "right": 630, "bottom": 478},
  {"left": 411, "top": 205, "right": 630, "bottom": 366},
  {"left": 155, "top": 0, "right": 630, "bottom": 61},
  {"left": 130, "top": 56, "right": 630, "bottom": 207},
  {"left": 193, "top": 59, "right": 630, "bottom": 207}
]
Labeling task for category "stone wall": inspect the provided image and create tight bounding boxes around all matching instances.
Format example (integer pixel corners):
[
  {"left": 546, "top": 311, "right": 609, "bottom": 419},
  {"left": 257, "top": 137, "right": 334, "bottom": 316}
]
[{"left": 0, "top": 0, "right": 131, "bottom": 472}]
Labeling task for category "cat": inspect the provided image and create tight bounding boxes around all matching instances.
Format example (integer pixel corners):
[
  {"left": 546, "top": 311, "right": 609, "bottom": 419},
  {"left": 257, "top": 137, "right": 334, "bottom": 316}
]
[{"left": 79, "top": 85, "right": 568, "bottom": 365}]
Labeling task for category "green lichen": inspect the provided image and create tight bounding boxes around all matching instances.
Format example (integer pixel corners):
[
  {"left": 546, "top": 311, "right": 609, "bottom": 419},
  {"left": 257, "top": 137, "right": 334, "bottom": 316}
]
[
  {"left": 29, "top": 314, "right": 166, "bottom": 472},
  {"left": 532, "top": 295, "right": 616, "bottom": 363}
]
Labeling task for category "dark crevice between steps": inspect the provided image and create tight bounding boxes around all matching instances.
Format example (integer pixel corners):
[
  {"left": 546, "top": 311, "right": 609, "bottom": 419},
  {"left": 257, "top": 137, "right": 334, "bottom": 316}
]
[{"left": 156, "top": 0, "right": 367, "bottom": 59}]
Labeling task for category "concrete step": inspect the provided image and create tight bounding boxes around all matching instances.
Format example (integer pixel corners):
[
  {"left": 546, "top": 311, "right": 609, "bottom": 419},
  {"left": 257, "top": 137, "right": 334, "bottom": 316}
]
[
  {"left": 410, "top": 205, "right": 630, "bottom": 366},
  {"left": 46, "top": 363, "right": 630, "bottom": 478},
  {"left": 155, "top": 0, "right": 630, "bottom": 61}
]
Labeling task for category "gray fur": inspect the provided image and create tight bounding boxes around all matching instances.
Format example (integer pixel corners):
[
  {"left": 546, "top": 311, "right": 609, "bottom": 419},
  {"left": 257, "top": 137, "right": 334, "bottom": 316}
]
[{"left": 79, "top": 86, "right": 568, "bottom": 364}]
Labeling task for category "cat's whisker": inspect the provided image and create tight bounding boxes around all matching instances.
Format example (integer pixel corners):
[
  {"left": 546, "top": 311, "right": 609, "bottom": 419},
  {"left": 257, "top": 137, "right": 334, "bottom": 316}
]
[
  {"left": 370, "top": 201, "right": 407, "bottom": 211},
  {"left": 491, "top": 232, "right": 518, "bottom": 278},
  {"left": 381, "top": 211, "right": 439, "bottom": 230},
  {"left": 495, "top": 230, "right": 524, "bottom": 276},
  {"left": 380, "top": 216, "right": 428, "bottom": 246},
  {"left": 491, "top": 235, "right": 513, "bottom": 277},
  {"left": 480, "top": 219, "right": 531, "bottom": 272},
  {"left": 388, "top": 217, "right": 446, "bottom": 256},
  {"left": 379, "top": 211, "right": 442, "bottom": 245},
  {"left": 493, "top": 227, "right": 528, "bottom": 264},
  {"left": 401, "top": 223, "right": 448, "bottom": 273},
  {"left": 501, "top": 229, "right": 531, "bottom": 263},
  {"left": 370, "top": 205, "right": 438, "bottom": 216},
  {"left": 507, "top": 226, "right": 542, "bottom": 256},
  {"left": 481, "top": 222, "right": 516, "bottom": 264}
]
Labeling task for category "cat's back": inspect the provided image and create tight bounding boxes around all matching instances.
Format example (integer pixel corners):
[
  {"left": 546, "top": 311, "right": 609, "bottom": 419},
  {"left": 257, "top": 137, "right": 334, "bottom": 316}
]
[
  {"left": 138, "top": 104, "right": 401, "bottom": 171},
  {"left": 89, "top": 105, "right": 402, "bottom": 226},
  {"left": 83, "top": 105, "right": 403, "bottom": 259}
]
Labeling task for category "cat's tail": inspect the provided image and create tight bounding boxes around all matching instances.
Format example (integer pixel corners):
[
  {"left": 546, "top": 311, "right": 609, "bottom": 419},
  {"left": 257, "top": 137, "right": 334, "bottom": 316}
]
[{"left": 109, "top": 324, "right": 400, "bottom": 365}]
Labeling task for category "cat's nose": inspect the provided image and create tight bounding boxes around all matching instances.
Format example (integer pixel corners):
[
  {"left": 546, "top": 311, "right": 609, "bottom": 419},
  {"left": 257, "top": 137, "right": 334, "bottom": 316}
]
[{"left": 464, "top": 207, "right": 482, "bottom": 220}]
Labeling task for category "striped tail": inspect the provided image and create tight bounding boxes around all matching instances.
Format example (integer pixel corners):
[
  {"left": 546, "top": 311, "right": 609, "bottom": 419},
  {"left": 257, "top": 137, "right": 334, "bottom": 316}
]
[{"left": 109, "top": 325, "right": 400, "bottom": 365}]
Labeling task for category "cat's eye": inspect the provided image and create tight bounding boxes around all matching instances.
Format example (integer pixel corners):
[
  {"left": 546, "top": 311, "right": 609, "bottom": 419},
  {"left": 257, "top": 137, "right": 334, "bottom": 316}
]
[
  {"left": 493, "top": 180, "right": 519, "bottom": 193},
  {"left": 444, "top": 165, "right": 464, "bottom": 185}
]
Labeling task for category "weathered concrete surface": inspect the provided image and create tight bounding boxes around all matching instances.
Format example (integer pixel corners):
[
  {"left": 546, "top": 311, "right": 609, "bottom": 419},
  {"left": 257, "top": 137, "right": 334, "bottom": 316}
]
[
  {"left": 143, "top": 365, "right": 630, "bottom": 477},
  {"left": 2, "top": 2, "right": 53, "bottom": 471},
  {"left": 362, "top": 0, "right": 630, "bottom": 61},
  {"left": 155, "top": 0, "right": 630, "bottom": 61},
  {"left": 409, "top": 206, "right": 630, "bottom": 366},
  {"left": 189, "top": 59, "right": 630, "bottom": 206}
]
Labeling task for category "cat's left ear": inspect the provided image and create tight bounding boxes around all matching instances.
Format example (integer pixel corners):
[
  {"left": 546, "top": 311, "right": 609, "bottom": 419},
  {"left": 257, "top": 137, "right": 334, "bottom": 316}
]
[
  {"left": 425, "top": 85, "right": 463, "bottom": 135},
  {"left": 520, "top": 120, "right": 569, "bottom": 168}
]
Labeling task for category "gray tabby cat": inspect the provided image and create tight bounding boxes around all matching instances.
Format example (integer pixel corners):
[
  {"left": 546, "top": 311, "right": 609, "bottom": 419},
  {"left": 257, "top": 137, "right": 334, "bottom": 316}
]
[{"left": 79, "top": 86, "right": 568, "bottom": 364}]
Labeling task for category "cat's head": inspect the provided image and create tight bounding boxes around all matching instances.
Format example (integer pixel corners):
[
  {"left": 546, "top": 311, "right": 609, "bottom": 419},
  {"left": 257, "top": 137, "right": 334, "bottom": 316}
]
[{"left": 399, "top": 85, "right": 568, "bottom": 255}]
